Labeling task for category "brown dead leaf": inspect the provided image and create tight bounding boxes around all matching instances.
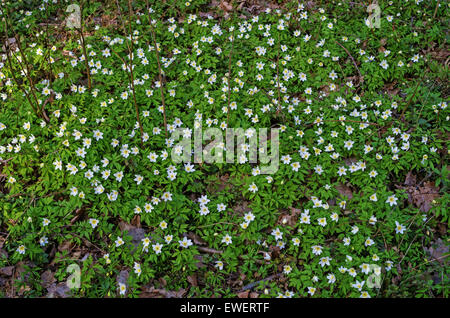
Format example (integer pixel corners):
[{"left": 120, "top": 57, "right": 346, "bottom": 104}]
[
  {"left": 404, "top": 171, "right": 417, "bottom": 186},
  {"left": 118, "top": 220, "right": 135, "bottom": 232},
  {"left": 269, "top": 245, "right": 280, "bottom": 259},
  {"left": 72, "top": 249, "right": 82, "bottom": 259},
  {"left": 162, "top": 288, "right": 187, "bottom": 298},
  {"left": 320, "top": 84, "right": 330, "bottom": 97},
  {"left": 187, "top": 275, "right": 198, "bottom": 287},
  {"left": 237, "top": 290, "right": 249, "bottom": 298},
  {"left": 199, "top": 11, "right": 216, "bottom": 19},
  {"left": 327, "top": 198, "right": 336, "bottom": 206},
  {"left": 117, "top": 270, "right": 129, "bottom": 286},
  {"left": 119, "top": 220, "right": 146, "bottom": 249},
  {"left": 69, "top": 208, "right": 83, "bottom": 225},
  {"left": 249, "top": 292, "right": 259, "bottom": 298},
  {"left": 140, "top": 286, "right": 186, "bottom": 298},
  {"left": 131, "top": 215, "right": 141, "bottom": 228},
  {"left": 187, "top": 232, "right": 207, "bottom": 246},
  {"left": 424, "top": 239, "right": 449, "bottom": 265},
  {"left": 384, "top": 81, "right": 400, "bottom": 97},
  {"left": 437, "top": 223, "right": 447, "bottom": 236},
  {"left": 158, "top": 277, "right": 167, "bottom": 287},
  {"left": 220, "top": 1, "right": 233, "bottom": 12},
  {"left": 0, "top": 277, "right": 8, "bottom": 291},
  {"left": 344, "top": 157, "right": 358, "bottom": 166},
  {"left": 58, "top": 240, "right": 72, "bottom": 252},
  {"left": 207, "top": 174, "right": 230, "bottom": 193},
  {"left": 233, "top": 200, "right": 252, "bottom": 216},
  {"left": 277, "top": 207, "right": 301, "bottom": 227},
  {"left": 412, "top": 181, "right": 440, "bottom": 212},
  {"left": 46, "top": 282, "right": 72, "bottom": 298},
  {"left": 335, "top": 183, "right": 353, "bottom": 200},
  {"left": 17, "top": 285, "right": 31, "bottom": 296},
  {"left": 41, "top": 270, "right": 56, "bottom": 288},
  {"left": 0, "top": 266, "right": 14, "bottom": 276},
  {"left": 194, "top": 254, "right": 206, "bottom": 268}
]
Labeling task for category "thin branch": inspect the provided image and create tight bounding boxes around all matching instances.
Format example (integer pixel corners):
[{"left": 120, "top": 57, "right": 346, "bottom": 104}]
[
  {"left": 399, "top": 78, "right": 422, "bottom": 120},
  {"left": 78, "top": 2, "right": 92, "bottom": 90},
  {"left": 1, "top": 6, "right": 47, "bottom": 120},
  {"left": 335, "top": 40, "right": 362, "bottom": 85},
  {"left": 115, "top": 0, "right": 144, "bottom": 144},
  {"left": 304, "top": 119, "right": 381, "bottom": 129},
  {"left": 275, "top": 32, "right": 282, "bottom": 114},
  {"left": 240, "top": 273, "right": 282, "bottom": 292},
  {"left": 433, "top": 0, "right": 440, "bottom": 19},
  {"left": 1, "top": 16, "right": 41, "bottom": 119},
  {"left": 226, "top": 27, "right": 235, "bottom": 127},
  {"left": 197, "top": 247, "right": 223, "bottom": 254},
  {"left": 145, "top": 0, "right": 168, "bottom": 138}
]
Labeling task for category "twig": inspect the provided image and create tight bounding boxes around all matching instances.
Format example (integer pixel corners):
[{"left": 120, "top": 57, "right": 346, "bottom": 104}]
[
  {"left": 240, "top": 273, "right": 282, "bottom": 292},
  {"left": 410, "top": 254, "right": 448, "bottom": 273},
  {"left": 335, "top": 40, "right": 362, "bottom": 85},
  {"left": 1, "top": 16, "right": 42, "bottom": 119},
  {"left": 78, "top": 2, "right": 92, "bottom": 90},
  {"left": 398, "top": 214, "right": 434, "bottom": 256},
  {"left": 115, "top": 0, "right": 144, "bottom": 144},
  {"left": 198, "top": 247, "right": 223, "bottom": 254},
  {"left": 126, "top": 0, "right": 144, "bottom": 143},
  {"left": 226, "top": 27, "right": 235, "bottom": 127},
  {"left": 1, "top": 6, "right": 49, "bottom": 121},
  {"left": 304, "top": 119, "right": 380, "bottom": 128},
  {"left": 417, "top": 172, "right": 433, "bottom": 188},
  {"left": 145, "top": 0, "right": 168, "bottom": 138},
  {"left": 275, "top": 32, "right": 282, "bottom": 114},
  {"left": 433, "top": 0, "right": 440, "bottom": 19},
  {"left": 399, "top": 78, "right": 422, "bottom": 120},
  {"left": 197, "top": 221, "right": 236, "bottom": 228}
]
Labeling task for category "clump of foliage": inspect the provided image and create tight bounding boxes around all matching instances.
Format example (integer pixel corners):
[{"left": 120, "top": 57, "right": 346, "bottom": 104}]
[{"left": 0, "top": 0, "right": 448, "bottom": 298}]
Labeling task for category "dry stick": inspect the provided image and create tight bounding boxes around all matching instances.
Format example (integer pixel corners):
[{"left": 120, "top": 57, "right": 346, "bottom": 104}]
[
  {"left": 145, "top": 0, "right": 168, "bottom": 138},
  {"left": 371, "top": 70, "right": 428, "bottom": 138},
  {"left": 92, "top": 37, "right": 147, "bottom": 140},
  {"left": 398, "top": 208, "right": 434, "bottom": 251},
  {"left": 78, "top": 3, "right": 92, "bottom": 91},
  {"left": 43, "top": 3, "right": 54, "bottom": 85},
  {"left": 415, "top": 79, "right": 438, "bottom": 125},
  {"left": 4, "top": 45, "right": 39, "bottom": 117},
  {"left": 40, "top": 1, "right": 56, "bottom": 117},
  {"left": 11, "top": 40, "right": 41, "bottom": 114},
  {"left": 197, "top": 221, "right": 236, "bottom": 228},
  {"left": 275, "top": 32, "right": 282, "bottom": 115},
  {"left": 404, "top": 254, "right": 448, "bottom": 277},
  {"left": 2, "top": 9, "right": 45, "bottom": 120},
  {"left": 304, "top": 119, "right": 380, "bottom": 129},
  {"left": 399, "top": 215, "right": 435, "bottom": 265},
  {"left": 2, "top": 18, "right": 41, "bottom": 119},
  {"left": 126, "top": 0, "right": 144, "bottom": 142},
  {"left": 240, "top": 273, "right": 282, "bottom": 292},
  {"left": 335, "top": 40, "right": 362, "bottom": 86},
  {"left": 197, "top": 247, "right": 223, "bottom": 254},
  {"left": 226, "top": 28, "right": 235, "bottom": 127},
  {"left": 288, "top": 4, "right": 306, "bottom": 34},
  {"left": 433, "top": 0, "right": 440, "bottom": 19},
  {"left": 115, "top": 0, "right": 144, "bottom": 143},
  {"left": 244, "top": 77, "right": 280, "bottom": 101},
  {"left": 399, "top": 78, "right": 422, "bottom": 120}
]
